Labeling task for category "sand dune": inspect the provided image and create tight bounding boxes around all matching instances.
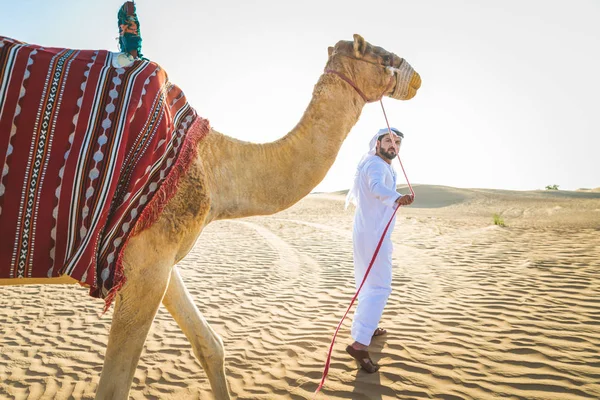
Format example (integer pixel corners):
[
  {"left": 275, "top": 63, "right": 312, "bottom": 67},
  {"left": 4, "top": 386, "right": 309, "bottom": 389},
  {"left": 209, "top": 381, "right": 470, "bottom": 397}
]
[
  {"left": 578, "top": 187, "right": 600, "bottom": 193},
  {"left": 1, "top": 185, "right": 599, "bottom": 399}
]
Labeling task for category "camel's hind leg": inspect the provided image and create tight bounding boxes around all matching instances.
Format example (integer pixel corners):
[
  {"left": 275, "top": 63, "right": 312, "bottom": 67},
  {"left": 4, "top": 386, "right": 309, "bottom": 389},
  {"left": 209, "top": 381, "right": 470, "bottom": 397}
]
[
  {"left": 95, "top": 244, "right": 174, "bottom": 399},
  {"left": 162, "top": 266, "right": 230, "bottom": 399}
]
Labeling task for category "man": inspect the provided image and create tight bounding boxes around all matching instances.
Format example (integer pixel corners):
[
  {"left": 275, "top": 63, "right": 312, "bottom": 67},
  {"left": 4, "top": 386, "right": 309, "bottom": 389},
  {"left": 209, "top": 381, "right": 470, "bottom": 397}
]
[{"left": 345, "top": 127, "right": 414, "bottom": 373}]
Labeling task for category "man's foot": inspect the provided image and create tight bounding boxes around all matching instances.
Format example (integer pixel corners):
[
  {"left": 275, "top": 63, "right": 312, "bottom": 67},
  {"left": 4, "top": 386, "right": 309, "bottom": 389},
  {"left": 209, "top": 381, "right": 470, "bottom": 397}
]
[
  {"left": 372, "top": 327, "right": 387, "bottom": 337},
  {"left": 346, "top": 345, "right": 380, "bottom": 373}
]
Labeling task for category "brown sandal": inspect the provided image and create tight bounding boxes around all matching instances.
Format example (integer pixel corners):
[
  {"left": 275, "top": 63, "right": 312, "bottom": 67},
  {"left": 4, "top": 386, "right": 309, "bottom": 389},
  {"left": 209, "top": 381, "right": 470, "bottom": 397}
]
[
  {"left": 346, "top": 345, "right": 380, "bottom": 373},
  {"left": 372, "top": 327, "right": 387, "bottom": 337}
]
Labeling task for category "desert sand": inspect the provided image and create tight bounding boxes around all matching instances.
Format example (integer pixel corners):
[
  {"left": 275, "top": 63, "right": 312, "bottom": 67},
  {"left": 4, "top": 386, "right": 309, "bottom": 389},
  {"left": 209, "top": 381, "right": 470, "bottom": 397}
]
[{"left": 1, "top": 185, "right": 599, "bottom": 399}]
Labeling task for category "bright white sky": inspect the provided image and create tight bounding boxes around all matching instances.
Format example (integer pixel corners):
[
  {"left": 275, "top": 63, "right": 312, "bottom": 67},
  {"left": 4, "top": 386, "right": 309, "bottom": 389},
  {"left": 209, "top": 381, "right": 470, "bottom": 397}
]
[{"left": 2, "top": 0, "right": 599, "bottom": 192}]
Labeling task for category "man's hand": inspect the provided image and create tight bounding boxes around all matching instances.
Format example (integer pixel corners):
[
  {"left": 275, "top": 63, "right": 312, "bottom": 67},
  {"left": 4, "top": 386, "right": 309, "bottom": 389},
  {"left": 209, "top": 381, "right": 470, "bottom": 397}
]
[{"left": 395, "top": 194, "right": 414, "bottom": 206}]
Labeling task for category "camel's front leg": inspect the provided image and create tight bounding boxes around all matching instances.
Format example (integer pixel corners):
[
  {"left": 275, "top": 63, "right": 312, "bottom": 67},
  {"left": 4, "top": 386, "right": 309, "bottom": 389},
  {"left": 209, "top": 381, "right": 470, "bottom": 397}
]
[
  {"left": 162, "top": 266, "right": 230, "bottom": 400},
  {"left": 95, "top": 246, "right": 174, "bottom": 400}
]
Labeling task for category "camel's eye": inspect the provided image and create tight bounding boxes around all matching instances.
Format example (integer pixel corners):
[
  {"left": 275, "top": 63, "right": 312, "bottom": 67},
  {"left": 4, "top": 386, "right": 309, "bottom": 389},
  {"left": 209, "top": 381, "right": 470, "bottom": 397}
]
[{"left": 382, "top": 55, "right": 391, "bottom": 66}]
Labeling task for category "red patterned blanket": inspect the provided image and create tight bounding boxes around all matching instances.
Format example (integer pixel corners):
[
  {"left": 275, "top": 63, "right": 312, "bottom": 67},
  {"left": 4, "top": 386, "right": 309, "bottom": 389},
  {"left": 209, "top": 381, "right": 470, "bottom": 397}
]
[{"left": 0, "top": 36, "right": 209, "bottom": 307}]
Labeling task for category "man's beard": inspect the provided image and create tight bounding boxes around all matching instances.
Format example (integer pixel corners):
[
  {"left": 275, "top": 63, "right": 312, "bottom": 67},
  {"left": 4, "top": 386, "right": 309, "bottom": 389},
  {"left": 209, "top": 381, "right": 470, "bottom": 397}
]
[{"left": 379, "top": 149, "right": 396, "bottom": 160}]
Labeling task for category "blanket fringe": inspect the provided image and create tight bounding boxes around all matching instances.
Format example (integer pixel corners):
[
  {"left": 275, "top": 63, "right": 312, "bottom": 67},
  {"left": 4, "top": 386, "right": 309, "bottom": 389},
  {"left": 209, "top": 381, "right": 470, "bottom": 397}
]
[{"left": 101, "top": 117, "right": 210, "bottom": 313}]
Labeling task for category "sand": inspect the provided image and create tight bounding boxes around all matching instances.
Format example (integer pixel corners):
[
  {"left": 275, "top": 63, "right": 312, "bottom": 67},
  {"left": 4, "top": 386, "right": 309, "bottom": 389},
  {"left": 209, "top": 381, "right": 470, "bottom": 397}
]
[{"left": 1, "top": 185, "right": 599, "bottom": 399}]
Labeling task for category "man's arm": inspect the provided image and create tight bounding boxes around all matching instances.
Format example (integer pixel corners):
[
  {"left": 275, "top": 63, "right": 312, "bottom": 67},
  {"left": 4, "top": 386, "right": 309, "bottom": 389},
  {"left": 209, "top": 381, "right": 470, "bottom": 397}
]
[{"left": 366, "top": 162, "right": 403, "bottom": 208}]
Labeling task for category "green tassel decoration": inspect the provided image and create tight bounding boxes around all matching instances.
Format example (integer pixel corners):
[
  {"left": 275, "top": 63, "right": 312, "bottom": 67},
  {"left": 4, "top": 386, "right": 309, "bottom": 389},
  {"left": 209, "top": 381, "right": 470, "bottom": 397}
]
[{"left": 118, "top": 1, "right": 144, "bottom": 59}]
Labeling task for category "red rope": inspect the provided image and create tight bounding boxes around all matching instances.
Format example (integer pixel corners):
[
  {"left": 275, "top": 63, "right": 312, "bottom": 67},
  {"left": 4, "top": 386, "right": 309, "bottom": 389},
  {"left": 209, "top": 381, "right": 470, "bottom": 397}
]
[
  {"left": 380, "top": 98, "right": 415, "bottom": 197},
  {"left": 315, "top": 98, "right": 414, "bottom": 394},
  {"left": 314, "top": 203, "right": 400, "bottom": 393}
]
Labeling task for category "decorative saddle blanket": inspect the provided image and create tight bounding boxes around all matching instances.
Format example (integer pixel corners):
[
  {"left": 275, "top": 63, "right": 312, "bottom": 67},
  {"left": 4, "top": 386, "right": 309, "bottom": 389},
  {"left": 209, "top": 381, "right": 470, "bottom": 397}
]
[{"left": 0, "top": 36, "right": 209, "bottom": 306}]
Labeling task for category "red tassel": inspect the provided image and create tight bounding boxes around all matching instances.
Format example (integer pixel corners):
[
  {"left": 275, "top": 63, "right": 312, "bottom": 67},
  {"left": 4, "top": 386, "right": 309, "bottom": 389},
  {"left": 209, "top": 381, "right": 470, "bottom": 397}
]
[{"left": 125, "top": 1, "right": 135, "bottom": 15}]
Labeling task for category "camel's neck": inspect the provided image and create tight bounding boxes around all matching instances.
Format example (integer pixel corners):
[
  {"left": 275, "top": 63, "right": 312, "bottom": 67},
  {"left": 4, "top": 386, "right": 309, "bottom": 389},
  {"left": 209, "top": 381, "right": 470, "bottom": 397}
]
[{"left": 204, "top": 73, "right": 364, "bottom": 220}]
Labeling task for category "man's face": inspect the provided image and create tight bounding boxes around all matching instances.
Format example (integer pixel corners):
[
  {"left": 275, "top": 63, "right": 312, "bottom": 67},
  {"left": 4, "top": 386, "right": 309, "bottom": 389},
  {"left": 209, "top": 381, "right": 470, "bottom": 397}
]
[{"left": 376, "top": 135, "right": 402, "bottom": 160}]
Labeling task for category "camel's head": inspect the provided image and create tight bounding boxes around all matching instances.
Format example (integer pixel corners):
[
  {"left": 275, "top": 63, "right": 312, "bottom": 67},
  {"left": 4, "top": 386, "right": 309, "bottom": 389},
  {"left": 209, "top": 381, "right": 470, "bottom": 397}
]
[{"left": 326, "top": 34, "right": 421, "bottom": 102}]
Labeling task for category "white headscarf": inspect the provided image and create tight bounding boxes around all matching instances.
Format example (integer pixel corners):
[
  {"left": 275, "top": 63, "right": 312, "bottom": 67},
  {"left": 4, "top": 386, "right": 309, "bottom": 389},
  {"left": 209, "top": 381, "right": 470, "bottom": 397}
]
[{"left": 345, "top": 127, "right": 403, "bottom": 208}]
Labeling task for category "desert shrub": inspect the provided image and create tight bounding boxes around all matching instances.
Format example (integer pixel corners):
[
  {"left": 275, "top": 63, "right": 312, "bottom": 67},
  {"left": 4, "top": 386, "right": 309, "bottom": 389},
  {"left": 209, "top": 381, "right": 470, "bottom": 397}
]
[{"left": 493, "top": 213, "right": 506, "bottom": 227}]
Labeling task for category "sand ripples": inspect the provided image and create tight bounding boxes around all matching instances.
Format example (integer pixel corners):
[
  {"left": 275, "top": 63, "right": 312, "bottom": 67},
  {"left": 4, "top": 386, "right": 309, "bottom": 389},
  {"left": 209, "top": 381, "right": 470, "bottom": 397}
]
[{"left": 1, "top": 193, "right": 599, "bottom": 399}]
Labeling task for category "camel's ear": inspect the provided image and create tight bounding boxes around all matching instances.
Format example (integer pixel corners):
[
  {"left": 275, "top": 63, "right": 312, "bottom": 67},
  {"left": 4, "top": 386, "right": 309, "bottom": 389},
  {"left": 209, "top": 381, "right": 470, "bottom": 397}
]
[
  {"left": 328, "top": 46, "right": 334, "bottom": 57},
  {"left": 353, "top": 34, "right": 367, "bottom": 58}
]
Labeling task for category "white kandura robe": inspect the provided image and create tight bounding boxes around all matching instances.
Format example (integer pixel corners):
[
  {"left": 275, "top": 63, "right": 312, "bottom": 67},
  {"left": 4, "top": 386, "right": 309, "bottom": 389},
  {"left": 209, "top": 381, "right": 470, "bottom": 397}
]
[{"left": 349, "top": 154, "right": 401, "bottom": 346}]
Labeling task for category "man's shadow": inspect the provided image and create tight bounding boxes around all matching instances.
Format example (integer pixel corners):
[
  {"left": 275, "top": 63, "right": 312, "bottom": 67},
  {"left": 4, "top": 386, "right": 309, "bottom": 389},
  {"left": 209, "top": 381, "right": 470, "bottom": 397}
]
[{"left": 349, "top": 336, "right": 388, "bottom": 400}]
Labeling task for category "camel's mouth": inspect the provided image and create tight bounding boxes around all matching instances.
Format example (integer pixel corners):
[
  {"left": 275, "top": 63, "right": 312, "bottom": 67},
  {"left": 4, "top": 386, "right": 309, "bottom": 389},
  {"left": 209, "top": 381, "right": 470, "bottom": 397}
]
[{"left": 388, "top": 61, "right": 421, "bottom": 101}]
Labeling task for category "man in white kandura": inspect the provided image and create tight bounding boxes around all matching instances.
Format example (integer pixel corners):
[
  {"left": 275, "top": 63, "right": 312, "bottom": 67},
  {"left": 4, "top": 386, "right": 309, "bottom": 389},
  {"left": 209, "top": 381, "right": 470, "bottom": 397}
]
[{"left": 345, "top": 127, "right": 414, "bottom": 373}]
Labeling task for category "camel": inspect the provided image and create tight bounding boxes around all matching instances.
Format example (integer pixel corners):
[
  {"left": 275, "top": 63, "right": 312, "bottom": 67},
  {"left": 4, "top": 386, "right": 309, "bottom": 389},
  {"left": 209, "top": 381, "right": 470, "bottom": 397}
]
[{"left": 0, "top": 34, "right": 421, "bottom": 399}]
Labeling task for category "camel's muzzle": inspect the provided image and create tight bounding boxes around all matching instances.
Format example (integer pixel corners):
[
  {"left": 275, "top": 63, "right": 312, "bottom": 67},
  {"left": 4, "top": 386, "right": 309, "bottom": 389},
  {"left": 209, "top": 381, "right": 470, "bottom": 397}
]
[{"left": 388, "top": 60, "right": 421, "bottom": 100}]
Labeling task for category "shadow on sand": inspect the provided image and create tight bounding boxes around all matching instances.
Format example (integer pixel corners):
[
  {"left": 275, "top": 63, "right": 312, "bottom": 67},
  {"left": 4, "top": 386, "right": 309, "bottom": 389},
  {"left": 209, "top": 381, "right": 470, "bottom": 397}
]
[{"left": 349, "top": 336, "right": 389, "bottom": 400}]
